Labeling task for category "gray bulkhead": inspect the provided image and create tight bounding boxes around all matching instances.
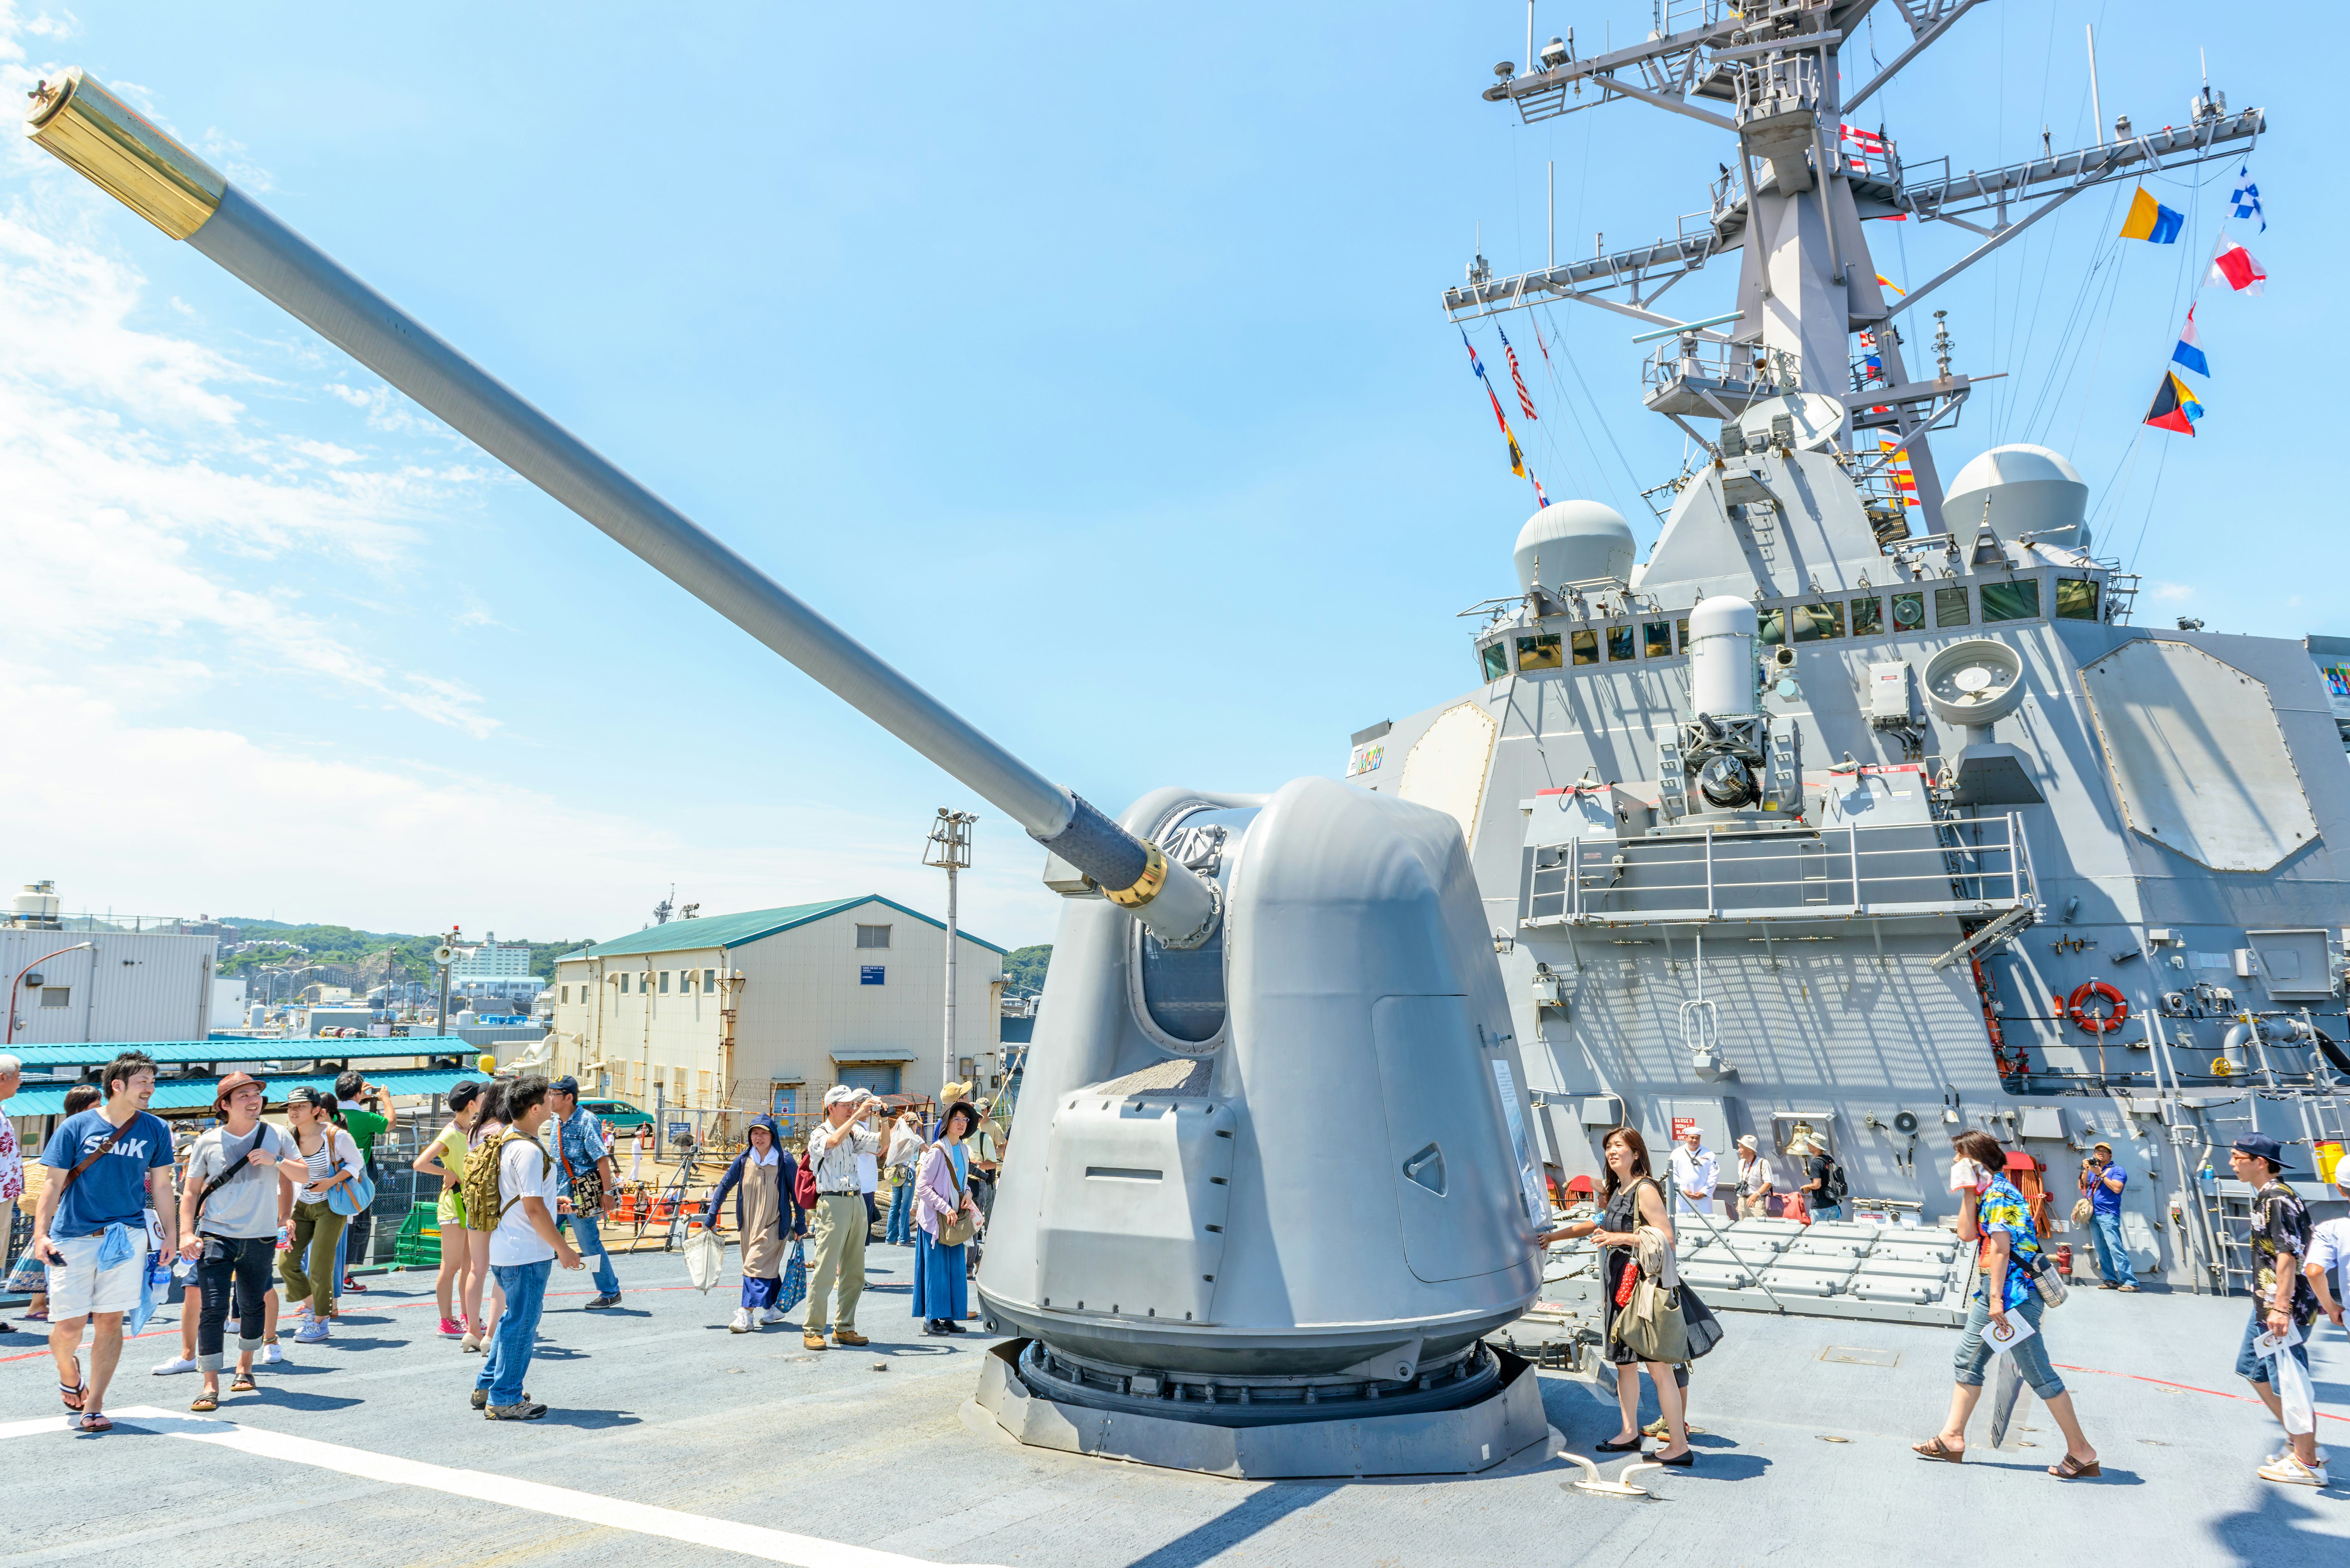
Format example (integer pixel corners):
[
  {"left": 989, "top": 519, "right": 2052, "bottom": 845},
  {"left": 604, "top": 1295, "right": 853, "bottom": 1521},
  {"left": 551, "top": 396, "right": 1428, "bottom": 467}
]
[{"left": 1354, "top": 448, "right": 2349, "bottom": 1280}]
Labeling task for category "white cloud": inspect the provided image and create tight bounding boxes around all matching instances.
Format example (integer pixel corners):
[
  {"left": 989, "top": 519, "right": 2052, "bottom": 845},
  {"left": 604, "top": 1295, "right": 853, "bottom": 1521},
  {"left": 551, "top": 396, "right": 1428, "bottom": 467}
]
[
  {"left": 2149, "top": 582, "right": 2196, "bottom": 604},
  {"left": 0, "top": 663, "right": 1063, "bottom": 940}
]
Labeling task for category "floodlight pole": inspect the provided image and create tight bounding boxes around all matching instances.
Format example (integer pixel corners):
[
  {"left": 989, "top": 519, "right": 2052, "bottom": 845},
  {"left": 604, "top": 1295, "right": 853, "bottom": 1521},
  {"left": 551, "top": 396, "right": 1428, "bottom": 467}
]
[{"left": 923, "top": 809, "right": 978, "bottom": 1100}]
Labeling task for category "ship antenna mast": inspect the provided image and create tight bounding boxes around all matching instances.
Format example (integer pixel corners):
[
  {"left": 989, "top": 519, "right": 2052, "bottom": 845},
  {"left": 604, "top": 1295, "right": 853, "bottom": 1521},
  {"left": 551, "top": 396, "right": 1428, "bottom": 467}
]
[{"left": 1445, "top": 1, "right": 2266, "bottom": 535}]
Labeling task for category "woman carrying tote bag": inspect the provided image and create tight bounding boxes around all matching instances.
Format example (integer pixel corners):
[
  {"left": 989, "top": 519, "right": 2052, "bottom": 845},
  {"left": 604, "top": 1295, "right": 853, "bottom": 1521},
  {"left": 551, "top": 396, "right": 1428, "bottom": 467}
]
[
  {"left": 911, "top": 1100, "right": 982, "bottom": 1336},
  {"left": 1583, "top": 1125, "right": 1721, "bottom": 1466}
]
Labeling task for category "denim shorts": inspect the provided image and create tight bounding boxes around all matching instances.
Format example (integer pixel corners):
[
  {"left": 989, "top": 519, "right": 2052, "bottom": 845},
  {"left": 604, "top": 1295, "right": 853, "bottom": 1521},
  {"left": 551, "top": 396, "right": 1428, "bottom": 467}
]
[
  {"left": 1952, "top": 1289, "right": 2065, "bottom": 1400},
  {"left": 2233, "top": 1307, "right": 2313, "bottom": 1383}
]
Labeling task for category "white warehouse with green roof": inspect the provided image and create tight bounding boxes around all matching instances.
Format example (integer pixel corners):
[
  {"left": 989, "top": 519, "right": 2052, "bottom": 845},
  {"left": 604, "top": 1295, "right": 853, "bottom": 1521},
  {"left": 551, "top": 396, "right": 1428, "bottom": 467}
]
[{"left": 545, "top": 896, "right": 1006, "bottom": 1130}]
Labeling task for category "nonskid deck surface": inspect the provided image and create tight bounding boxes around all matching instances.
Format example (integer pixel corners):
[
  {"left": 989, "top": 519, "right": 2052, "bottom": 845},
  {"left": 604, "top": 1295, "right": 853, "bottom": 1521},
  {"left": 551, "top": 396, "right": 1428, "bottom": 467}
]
[{"left": 2, "top": 1252, "right": 2342, "bottom": 1567}]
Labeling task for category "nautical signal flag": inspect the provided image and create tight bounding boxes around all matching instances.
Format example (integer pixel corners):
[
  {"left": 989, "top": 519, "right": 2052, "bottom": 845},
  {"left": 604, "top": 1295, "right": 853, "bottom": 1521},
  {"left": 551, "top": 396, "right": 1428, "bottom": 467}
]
[
  {"left": 2144, "top": 371, "right": 2203, "bottom": 436},
  {"left": 1879, "top": 439, "right": 1920, "bottom": 503},
  {"left": 2171, "top": 306, "right": 2209, "bottom": 378},
  {"left": 2119, "top": 187, "right": 2185, "bottom": 244},
  {"left": 2228, "top": 162, "right": 2265, "bottom": 233},
  {"left": 2207, "top": 232, "right": 2267, "bottom": 294}
]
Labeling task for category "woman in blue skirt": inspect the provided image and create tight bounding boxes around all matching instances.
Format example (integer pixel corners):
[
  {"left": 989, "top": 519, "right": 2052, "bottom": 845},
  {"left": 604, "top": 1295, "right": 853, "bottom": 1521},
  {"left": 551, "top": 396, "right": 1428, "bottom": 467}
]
[{"left": 912, "top": 1100, "right": 982, "bottom": 1335}]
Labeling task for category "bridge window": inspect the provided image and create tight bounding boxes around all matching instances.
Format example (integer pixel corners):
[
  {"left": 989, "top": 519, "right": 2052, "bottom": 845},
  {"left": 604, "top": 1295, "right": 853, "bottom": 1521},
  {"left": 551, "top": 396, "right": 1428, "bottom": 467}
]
[
  {"left": 1851, "top": 596, "right": 1884, "bottom": 636},
  {"left": 1891, "top": 591, "right": 1925, "bottom": 631},
  {"left": 1571, "top": 629, "right": 1600, "bottom": 666},
  {"left": 1516, "top": 633, "right": 1562, "bottom": 670},
  {"left": 1934, "top": 585, "right": 1971, "bottom": 628},
  {"left": 1644, "top": 620, "right": 1673, "bottom": 658},
  {"left": 1791, "top": 602, "right": 1845, "bottom": 642},
  {"left": 1981, "top": 579, "right": 2042, "bottom": 623},
  {"left": 2054, "top": 577, "right": 2100, "bottom": 621},
  {"left": 1608, "top": 625, "right": 1637, "bottom": 661},
  {"left": 1481, "top": 642, "right": 1509, "bottom": 682},
  {"left": 1676, "top": 617, "right": 1691, "bottom": 652},
  {"left": 1757, "top": 607, "right": 1786, "bottom": 646}
]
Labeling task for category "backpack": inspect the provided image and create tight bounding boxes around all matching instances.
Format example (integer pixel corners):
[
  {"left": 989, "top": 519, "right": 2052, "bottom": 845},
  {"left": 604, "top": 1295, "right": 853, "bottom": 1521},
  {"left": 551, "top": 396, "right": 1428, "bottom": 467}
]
[
  {"left": 1822, "top": 1157, "right": 1849, "bottom": 1204},
  {"left": 462, "top": 1128, "right": 553, "bottom": 1234},
  {"left": 793, "top": 1160, "right": 818, "bottom": 1211}
]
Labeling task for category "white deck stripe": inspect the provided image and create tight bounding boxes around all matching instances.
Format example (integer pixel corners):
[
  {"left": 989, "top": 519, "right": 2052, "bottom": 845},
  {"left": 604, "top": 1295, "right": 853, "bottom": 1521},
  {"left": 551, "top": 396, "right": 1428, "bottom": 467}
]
[{"left": 18, "top": 1408, "right": 1003, "bottom": 1568}]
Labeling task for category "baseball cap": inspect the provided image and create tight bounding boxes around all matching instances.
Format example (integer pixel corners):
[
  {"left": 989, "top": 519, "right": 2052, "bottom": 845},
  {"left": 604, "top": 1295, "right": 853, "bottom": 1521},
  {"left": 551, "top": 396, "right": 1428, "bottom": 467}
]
[
  {"left": 549, "top": 1075, "right": 579, "bottom": 1097},
  {"left": 2092, "top": 1141, "right": 2113, "bottom": 1155},
  {"left": 2232, "top": 1133, "right": 2283, "bottom": 1166},
  {"left": 824, "top": 1083, "right": 862, "bottom": 1106}
]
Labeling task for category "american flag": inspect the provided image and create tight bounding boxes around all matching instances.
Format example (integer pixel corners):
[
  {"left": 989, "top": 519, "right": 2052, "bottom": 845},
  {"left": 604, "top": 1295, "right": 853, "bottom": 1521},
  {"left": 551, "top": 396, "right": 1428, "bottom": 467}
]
[
  {"left": 1840, "top": 123, "right": 1887, "bottom": 176},
  {"left": 1498, "top": 327, "right": 1539, "bottom": 420}
]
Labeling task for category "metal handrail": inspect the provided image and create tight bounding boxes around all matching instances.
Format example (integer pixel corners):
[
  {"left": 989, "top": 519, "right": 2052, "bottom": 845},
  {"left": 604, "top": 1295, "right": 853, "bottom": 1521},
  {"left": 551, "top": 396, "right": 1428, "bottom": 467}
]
[{"left": 1538, "top": 812, "right": 2031, "bottom": 925}]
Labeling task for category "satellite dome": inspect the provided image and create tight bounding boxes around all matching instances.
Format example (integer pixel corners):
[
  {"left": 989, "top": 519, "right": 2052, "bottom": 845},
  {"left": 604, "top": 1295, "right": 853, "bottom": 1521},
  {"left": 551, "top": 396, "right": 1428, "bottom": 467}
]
[
  {"left": 1513, "top": 500, "right": 1634, "bottom": 592},
  {"left": 1943, "top": 444, "right": 2091, "bottom": 550}
]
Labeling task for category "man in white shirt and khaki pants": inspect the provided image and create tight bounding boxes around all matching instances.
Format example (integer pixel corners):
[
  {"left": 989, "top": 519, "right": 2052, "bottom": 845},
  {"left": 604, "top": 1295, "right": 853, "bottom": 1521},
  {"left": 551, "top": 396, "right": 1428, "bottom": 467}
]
[{"left": 802, "top": 1084, "right": 882, "bottom": 1350}]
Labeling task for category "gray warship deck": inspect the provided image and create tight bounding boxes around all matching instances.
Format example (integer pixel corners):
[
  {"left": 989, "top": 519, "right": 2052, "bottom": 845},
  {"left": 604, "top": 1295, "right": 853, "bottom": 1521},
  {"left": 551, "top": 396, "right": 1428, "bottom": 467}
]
[{"left": 4, "top": 1251, "right": 2341, "bottom": 1565}]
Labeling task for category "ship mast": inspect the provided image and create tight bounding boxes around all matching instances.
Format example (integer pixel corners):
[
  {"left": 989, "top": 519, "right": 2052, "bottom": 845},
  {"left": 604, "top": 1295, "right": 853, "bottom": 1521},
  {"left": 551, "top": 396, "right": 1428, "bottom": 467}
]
[{"left": 1447, "top": 1, "right": 2264, "bottom": 536}]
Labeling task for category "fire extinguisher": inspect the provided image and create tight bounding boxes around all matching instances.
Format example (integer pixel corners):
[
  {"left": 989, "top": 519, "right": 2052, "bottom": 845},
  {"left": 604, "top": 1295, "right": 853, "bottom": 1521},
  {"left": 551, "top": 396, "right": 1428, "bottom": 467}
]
[{"left": 2055, "top": 1243, "right": 2074, "bottom": 1277}]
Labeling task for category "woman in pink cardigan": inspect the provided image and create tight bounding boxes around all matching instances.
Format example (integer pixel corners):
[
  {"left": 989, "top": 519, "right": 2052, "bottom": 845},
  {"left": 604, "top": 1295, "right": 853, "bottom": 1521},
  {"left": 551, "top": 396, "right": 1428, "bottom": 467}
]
[{"left": 912, "top": 1100, "right": 982, "bottom": 1335}]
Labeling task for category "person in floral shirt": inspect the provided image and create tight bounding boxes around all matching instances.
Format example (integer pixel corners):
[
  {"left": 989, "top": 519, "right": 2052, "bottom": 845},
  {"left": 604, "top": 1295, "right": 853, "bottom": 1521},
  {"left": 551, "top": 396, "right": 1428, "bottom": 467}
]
[
  {"left": 0, "top": 1054, "right": 22, "bottom": 1332},
  {"left": 2229, "top": 1134, "right": 2324, "bottom": 1487},
  {"left": 1913, "top": 1130, "right": 2101, "bottom": 1477}
]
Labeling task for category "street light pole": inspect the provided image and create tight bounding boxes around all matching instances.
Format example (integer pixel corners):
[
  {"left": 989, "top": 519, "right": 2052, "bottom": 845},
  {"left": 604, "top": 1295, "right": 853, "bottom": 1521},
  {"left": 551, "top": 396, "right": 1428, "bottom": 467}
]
[
  {"left": 922, "top": 809, "right": 977, "bottom": 1101},
  {"left": 7, "top": 942, "right": 94, "bottom": 1046}
]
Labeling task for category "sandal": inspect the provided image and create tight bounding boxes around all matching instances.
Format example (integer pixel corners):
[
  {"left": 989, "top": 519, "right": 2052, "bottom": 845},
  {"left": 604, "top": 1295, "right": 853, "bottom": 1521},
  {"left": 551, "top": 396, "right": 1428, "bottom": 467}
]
[
  {"left": 2048, "top": 1454, "right": 2102, "bottom": 1479},
  {"left": 230, "top": 1373, "right": 257, "bottom": 1393},
  {"left": 58, "top": 1378, "right": 86, "bottom": 1413},
  {"left": 76, "top": 1412, "right": 113, "bottom": 1433},
  {"left": 190, "top": 1391, "right": 219, "bottom": 1413},
  {"left": 1912, "top": 1436, "right": 1964, "bottom": 1463}
]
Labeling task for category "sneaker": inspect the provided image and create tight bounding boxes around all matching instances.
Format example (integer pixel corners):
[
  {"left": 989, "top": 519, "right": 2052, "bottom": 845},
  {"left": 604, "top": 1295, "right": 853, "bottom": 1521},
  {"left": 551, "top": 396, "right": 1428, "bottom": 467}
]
[
  {"left": 2257, "top": 1454, "right": 2327, "bottom": 1487},
  {"left": 438, "top": 1316, "right": 463, "bottom": 1338},
  {"left": 341, "top": 1276, "right": 367, "bottom": 1293},
  {"left": 484, "top": 1401, "right": 548, "bottom": 1421},
  {"left": 151, "top": 1354, "right": 199, "bottom": 1376},
  {"left": 258, "top": 1343, "right": 286, "bottom": 1366},
  {"left": 470, "top": 1387, "right": 530, "bottom": 1410},
  {"left": 294, "top": 1322, "right": 331, "bottom": 1345},
  {"left": 2268, "top": 1444, "right": 2330, "bottom": 1465},
  {"left": 729, "top": 1309, "right": 752, "bottom": 1334},
  {"left": 292, "top": 1304, "right": 315, "bottom": 1324},
  {"left": 585, "top": 1293, "right": 621, "bottom": 1309},
  {"left": 759, "top": 1307, "right": 785, "bottom": 1326}
]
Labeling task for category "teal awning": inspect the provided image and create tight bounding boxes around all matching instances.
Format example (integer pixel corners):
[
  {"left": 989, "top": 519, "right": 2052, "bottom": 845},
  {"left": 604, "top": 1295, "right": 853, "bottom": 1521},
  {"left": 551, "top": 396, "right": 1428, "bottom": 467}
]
[
  {"left": 3, "top": 1066, "right": 489, "bottom": 1119},
  {"left": 5, "top": 1037, "right": 474, "bottom": 1069}
]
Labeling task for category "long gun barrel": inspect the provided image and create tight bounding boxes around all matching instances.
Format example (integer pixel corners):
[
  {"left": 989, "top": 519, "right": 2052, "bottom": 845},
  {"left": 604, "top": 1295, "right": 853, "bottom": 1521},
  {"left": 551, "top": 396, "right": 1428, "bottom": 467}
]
[{"left": 26, "top": 69, "right": 1217, "bottom": 946}]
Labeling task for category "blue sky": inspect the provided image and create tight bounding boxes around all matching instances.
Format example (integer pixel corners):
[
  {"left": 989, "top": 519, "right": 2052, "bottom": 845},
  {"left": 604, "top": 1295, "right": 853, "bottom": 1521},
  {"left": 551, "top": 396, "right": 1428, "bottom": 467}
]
[{"left": 0, "top": 2, "right": 2322, "bottom": 949}]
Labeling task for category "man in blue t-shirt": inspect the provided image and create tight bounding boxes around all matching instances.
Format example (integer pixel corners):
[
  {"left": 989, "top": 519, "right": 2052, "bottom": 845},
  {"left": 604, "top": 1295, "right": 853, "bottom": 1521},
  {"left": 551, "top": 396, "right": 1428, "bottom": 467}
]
[
  {"left": 2080, "top": 1142, "right": 2138, "bottom": 1291},
  {"left": 32, "top": 1052, "right": 179, "bottom": 1434}
]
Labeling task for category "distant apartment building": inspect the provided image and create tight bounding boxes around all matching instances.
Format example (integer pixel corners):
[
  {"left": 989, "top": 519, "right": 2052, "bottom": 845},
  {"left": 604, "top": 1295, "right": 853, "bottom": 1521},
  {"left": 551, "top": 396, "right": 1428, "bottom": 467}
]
[{"left": 546, "top": 896, "right": 1004, "bottom": 1129}]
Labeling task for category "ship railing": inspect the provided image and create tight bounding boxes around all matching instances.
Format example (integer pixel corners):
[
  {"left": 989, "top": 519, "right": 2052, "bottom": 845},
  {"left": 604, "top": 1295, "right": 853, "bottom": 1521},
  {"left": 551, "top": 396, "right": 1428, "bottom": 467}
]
[
  {"left": 1522, "top": 811, "right": 2033, "bottom": 927},
  {"left": 1640, "top": 337, "right": 1804, "bottom": 407}
]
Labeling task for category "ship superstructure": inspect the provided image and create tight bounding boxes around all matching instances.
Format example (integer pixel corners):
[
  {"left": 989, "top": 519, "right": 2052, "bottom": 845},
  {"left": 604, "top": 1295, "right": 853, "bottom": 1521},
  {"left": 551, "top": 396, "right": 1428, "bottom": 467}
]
[{"left": 1360, "top": 1, "right": 2348, "bottom": 1319}]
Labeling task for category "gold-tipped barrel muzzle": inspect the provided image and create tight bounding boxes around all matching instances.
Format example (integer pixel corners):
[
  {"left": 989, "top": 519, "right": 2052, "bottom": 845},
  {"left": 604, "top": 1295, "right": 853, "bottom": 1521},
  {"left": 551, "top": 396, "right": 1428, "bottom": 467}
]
[{"left": 24, "top": 68, "right": 224, "bottom": 239}]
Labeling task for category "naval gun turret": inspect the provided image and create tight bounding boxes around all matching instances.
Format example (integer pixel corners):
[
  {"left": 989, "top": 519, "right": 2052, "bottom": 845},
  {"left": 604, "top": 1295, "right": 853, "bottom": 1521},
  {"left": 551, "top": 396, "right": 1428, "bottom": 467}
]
[{"left": 28, "top": 68, "right": 1550, "bottom": 1477}]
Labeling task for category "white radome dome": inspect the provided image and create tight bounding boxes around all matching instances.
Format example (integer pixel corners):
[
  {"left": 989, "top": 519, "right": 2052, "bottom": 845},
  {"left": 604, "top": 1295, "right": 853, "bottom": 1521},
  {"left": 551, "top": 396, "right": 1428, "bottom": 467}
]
[
  {"left": 1943, "top": 444, "right": 2091, "bottom": 550},
  {"left": 1513, "top": 500, "right": 1635, "bottom": 592}
]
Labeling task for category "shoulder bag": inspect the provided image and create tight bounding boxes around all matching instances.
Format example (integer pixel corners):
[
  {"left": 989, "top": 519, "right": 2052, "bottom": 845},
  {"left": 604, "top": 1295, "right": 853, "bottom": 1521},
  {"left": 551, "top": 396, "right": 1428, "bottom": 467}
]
[
  {"left": 930, "top": 1148, "right": 978, "bottom": 1247},
  {"left": 1610, "top": 1178, "right": 1692, "bottom": 1362},
  {"left": 557, "top": 1115, "right": 605, "bottom": 1216},
  {"left": 324, "top": 1130, "right": 377, "bottom": 1218},
  {"left": 193, "top": 1125, "right": 276, "bottom": 1228}
]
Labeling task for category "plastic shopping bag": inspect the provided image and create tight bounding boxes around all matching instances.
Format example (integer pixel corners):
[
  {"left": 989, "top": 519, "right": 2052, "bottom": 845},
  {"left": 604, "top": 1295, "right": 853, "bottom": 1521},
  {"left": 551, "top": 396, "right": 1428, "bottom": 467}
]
[
  {"left": 2274, "top": 1342, "right": 2317, "bottom": 1436},
  {"left": 684, "top": 1226, "right": 724, "bottom": 1294},
  {"left": 1988, "top": 1353, "right": 2029, "bottom": 1449}
]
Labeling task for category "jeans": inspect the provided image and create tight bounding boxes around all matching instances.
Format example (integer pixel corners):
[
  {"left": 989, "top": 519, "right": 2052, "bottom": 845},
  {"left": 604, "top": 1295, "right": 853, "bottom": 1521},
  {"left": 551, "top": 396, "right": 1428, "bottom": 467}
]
[
  {"left": 1953, "top": 1289, "right": 2065, "bottom": 1400},
  {"left": 2234, "top": 1305, "right": 2314, "bottom": 1384},
  {"left": 884, "top": 1176, "right": 914, "bottom": 1244},
  {"left": 477, "top": 1258, "right": 552, "bottom": 1407},
  {"left": 1810, "top": 1203, "right": 1844, "bottom": 1223},
  {"left": 195, "top": 1236, "right": 274, "bottom": 1371},
  {"left": 564, "top": 1209, "right": 621, "bottom": 1296},
  {"left": 2089, "top": 1210, "right": 2138, "bottom": 1287}
]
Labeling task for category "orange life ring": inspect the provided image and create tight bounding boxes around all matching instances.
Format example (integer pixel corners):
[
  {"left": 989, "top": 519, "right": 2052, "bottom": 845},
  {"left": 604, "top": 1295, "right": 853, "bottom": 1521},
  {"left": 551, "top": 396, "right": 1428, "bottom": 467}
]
[{"left": 2067, "top": 980, "right": 2130, "bottom": 1034}]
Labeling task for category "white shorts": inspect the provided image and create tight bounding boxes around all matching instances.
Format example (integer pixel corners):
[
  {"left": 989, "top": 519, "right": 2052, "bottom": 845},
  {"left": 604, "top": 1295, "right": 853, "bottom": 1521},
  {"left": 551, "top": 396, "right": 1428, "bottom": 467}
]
[{"left": 45, "top": 1232, "right": 149, "bottom": 1320}]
